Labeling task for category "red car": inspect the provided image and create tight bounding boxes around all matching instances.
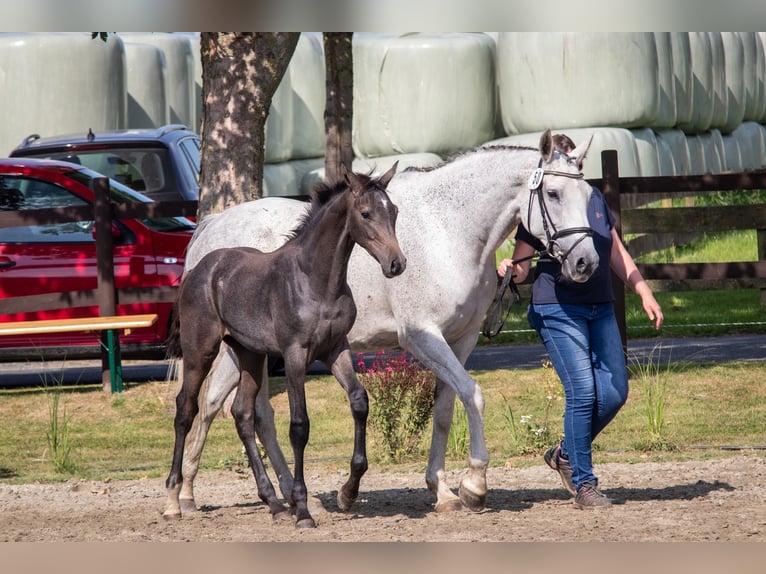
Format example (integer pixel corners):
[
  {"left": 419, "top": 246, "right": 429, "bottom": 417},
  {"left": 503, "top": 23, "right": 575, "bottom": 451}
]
[{"left": 0, "top": 158, "right": 195, "bottom": 361}]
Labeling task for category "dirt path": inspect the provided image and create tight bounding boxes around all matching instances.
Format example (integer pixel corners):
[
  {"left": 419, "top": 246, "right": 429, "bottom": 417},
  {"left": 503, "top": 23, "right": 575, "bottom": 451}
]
[{"left": 1, "top": 454, "right": 764, "bottom": 542}]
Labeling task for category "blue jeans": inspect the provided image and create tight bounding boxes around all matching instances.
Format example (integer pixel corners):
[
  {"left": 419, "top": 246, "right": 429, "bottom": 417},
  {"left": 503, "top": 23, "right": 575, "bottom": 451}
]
[{"left": 527, "top": 302, "right": 628, "bottom": 490}]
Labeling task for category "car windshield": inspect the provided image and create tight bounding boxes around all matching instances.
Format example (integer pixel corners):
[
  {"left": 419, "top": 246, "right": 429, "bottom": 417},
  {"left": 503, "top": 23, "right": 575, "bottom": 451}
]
[{"left": 68, "top": 168, "right": 196, "bottom": 232}]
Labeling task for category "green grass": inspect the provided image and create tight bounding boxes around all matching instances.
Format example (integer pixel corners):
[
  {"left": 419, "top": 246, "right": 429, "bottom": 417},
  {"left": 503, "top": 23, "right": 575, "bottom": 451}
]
[
  {"left": 490, "top": 228, "right": 766, "bottom": 345},
  {"left": 1, "top": 360, "right": 764, "bottom": 484}
]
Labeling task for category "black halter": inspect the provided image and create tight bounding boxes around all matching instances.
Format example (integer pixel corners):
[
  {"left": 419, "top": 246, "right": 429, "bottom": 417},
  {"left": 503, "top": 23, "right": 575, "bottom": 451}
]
[
  {"left": 481, "top": 159, "right": 594, "bottom": 340},
  {"left": 526, "top": 159, "right": 593, "bottom": 265}
]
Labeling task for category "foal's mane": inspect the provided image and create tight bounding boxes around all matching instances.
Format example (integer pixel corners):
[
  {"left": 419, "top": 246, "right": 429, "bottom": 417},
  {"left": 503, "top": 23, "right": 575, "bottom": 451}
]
[{"left": 287, "top": 170, "right": 377, "bottom": 240}]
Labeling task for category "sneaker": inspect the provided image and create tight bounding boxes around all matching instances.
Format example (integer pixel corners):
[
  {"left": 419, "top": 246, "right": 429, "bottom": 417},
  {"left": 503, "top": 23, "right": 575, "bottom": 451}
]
[
  {"left": 543, "top": 445, "right": 576, "bottom": 496},
  {"left": 574, "top": 481, "right": 612, "bottom": 509}
]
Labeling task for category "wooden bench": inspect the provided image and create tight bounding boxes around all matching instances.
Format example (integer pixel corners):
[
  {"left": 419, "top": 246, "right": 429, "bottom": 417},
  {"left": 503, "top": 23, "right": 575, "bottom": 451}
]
[{"left": 0, "top": 313, "right": 159, "bottom": 392}]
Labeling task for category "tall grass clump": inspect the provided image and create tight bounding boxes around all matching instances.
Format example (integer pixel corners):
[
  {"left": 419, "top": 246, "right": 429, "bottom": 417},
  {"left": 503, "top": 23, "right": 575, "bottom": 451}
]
[
  {"left": 42, "top": 372, "right": 75, "bottom": 474},
  {"left": 628, "top": 344, "right": 677, "bottom": 452},
  {"left": 356, "top": 351, "right": 435, "bottom": 462},
  {"left": 501, "top": 360, "right": 562, "bottom": 454}
]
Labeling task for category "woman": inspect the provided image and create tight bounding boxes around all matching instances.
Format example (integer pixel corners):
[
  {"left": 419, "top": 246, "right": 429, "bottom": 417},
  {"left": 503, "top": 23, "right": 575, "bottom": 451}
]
[{"left": 498, "top": 134, "right": 663, "bottom": 508}]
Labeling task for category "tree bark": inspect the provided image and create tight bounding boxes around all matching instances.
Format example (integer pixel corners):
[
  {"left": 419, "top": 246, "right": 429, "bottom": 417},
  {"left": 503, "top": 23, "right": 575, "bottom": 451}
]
[
  {"left": 197, "top": 32, "right": 299, "bottom": 218},
  {"left": 323, "top": 33, "right": 354, "bottom": 184}
]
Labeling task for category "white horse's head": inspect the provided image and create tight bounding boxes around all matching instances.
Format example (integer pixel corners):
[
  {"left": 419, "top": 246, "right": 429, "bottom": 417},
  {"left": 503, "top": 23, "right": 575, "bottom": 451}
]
[{"left": 524, "top": 129, "right": 599, "bottom": 283}]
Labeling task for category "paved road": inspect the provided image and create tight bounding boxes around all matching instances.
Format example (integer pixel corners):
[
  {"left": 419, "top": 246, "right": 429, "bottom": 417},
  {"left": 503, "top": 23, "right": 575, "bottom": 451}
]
[{"left": 2, "top": 334, "right": 766, "bottom": 389}]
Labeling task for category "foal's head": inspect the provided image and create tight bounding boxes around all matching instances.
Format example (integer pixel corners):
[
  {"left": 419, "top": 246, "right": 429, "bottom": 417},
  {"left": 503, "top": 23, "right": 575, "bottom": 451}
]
[{"left": 341, "top": 162, "right": 406, "bottom": 278}]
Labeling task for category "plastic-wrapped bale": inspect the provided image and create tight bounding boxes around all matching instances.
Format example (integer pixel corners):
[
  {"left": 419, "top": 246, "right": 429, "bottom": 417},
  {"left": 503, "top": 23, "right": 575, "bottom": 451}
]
[
  {"left": 678, "top": 33, "right": 720, "bottom": 134},
  {"left": 740, "top": 33, "right": 766, "bottom": 122},
  {"left": 656, "top": 129, "right": 691, "bottom": 176},
  {"left": 759, "top": 34, "right": 766, "bottom": 124},
  {"left": 653, "top": 33, "right": 677, "bottom": 129},
  {"left": 119, "top": 33, "right": 196, "bottom": 129},
  {"left": 732, "top": 122, "right": 766, "bottom": 170},
  {"left": 0, "top": 33, "right": 126, "bottom": 155},
  {"left": 671, "top": 33, "right": 694, "bottom": 129},
  {"left": 686, "top": 131, "right": 724, "bottom": 175},
  {"left": 495, "top": 33, "right": 660, "bottom": 135},
  {"left": 264, "top": 33, "right": 326, "bottom": 164},
  {"left": 123, "top": 43, "right": 169, "bottom": 129},
  {"left": 484, "top": 127, "right": 641, "bottom": 181},
  {"left": 719, "top": 32, "right": 746, "bottom": 134},
  {"left": 632, "top": 128, "right": 663, "bottom": 177},
  {"left": 300, "top": 152, "right": 443, "bottom": 196},
  {"left": 263, "top": 158, "right": 324, "bottom": 198},
  {"left": 719, "top": 133, "right": 743, "bottom": 173},
  {"left": 352, "top": 33, "right": 496, "bottom": 158}
]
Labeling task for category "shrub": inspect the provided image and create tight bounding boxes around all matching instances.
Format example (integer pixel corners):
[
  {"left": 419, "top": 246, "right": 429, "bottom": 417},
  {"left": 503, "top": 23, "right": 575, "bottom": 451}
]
[{"left": 356, "top": 351, "right": 435, "bottom": 462}]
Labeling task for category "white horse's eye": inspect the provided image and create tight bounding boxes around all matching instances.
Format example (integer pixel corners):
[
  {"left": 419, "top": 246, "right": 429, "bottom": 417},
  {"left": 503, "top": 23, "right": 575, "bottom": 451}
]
[{"left": 546, "top": 189, "right": 560, "bottom": 200}]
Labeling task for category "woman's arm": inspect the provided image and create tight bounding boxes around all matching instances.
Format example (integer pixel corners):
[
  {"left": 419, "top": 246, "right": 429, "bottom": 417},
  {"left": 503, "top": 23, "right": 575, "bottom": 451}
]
[
  {"left": 609, "top": 228, "right": 664, "bottom": 330},
  {"left": 497, "top": 239, "right": 536, "bottom": 283}
]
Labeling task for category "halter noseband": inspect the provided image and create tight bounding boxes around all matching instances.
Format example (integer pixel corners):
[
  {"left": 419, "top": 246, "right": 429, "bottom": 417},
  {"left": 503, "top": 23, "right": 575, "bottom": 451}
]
[{"left": 526, "top": 159, "right": 593, "bottom": 265}]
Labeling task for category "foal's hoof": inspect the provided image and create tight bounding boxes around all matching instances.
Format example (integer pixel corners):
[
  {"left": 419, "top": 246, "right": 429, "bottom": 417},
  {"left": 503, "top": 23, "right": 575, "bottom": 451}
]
[
  {"left": 295, "top": 517, "right": 317, "bottom": 529},
  {"left": 458, "top": 484, "right": 486, "bottom": 512},
  {"left": 272, "top": 509, "right": 293, "bottom": 523},
  {"left": 337, "top": 490, "right": 356, "bottom": 512}
]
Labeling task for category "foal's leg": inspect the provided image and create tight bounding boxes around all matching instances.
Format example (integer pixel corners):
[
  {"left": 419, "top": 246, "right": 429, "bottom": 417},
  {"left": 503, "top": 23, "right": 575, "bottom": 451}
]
[
  {"left": 229, "top": 348, "right": 291, "bottom": 522},
  {"left": 282, "top": 352, "right": 315, "bottom": 528},
  {"left": 164, "top": 340, "right": 221, "bottom": 519},
  {"left": 325, "top": 342, "right": 369, "bottom": 511}
]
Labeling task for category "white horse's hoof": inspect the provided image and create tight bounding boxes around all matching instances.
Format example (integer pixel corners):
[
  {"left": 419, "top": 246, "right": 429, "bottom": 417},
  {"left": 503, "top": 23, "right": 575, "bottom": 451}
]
[
  {"left": 435, "top": 499, "right": 464, "bottom": 513},
  {"left": 458, "top": 484, "right": 486, "bottom": 512},
  {"left": 179, "top": 498, "right": 198, "bottom": 514},
  {"left": 162, "top": 510, "right": 182, "bottom": 521}
]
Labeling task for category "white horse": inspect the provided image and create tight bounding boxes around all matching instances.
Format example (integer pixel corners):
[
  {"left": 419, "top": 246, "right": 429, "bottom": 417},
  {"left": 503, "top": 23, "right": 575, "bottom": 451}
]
[{"left": 168, "top": 129, "right": 597, "bottom": 516}]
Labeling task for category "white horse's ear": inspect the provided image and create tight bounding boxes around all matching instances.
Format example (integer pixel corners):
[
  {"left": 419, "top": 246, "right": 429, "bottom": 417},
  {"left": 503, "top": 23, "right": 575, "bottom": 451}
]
[
  {"left": 378, "top": 161, "right": 399, "bottom": 189},
  {"left": 539, "top": 129, "right": 554, "bottom": 161},
  {"left": 571, "top": 134, "right": 594, "bottom": 171}
]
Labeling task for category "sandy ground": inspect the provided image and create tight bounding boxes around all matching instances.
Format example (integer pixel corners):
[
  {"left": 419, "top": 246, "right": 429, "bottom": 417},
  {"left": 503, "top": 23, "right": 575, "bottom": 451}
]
[{"left": 1, "top": 453, "right": 764, "bottom": 542}]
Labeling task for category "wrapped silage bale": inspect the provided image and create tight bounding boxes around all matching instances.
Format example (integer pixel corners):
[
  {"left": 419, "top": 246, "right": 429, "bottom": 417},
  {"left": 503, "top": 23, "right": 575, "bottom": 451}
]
[
  {"left": 484, "top": 127, "right": 641, "bottom": 180},
  {"left": 732, "top": 121, "right": 766, "bottom": 170},
  {"left": 653, "top": 132, "right": 678, "bottom": 176},
  {"left": 656, "top": 129, "right": 691, "bottom": 176},
  {"left": 495, "top": 33, "right": 660, "bottom": 135},
  {"left": 264, "top": 33, "right": 325, "bottom": 163},
  {"left": 0, "top": 32, "right": 126, "bottom": 155},
  {"left": 740, "top": 33, "right": 765, "bottom": 122},
  {"left": 759, "top": 33, "right": 766, "bottom": 123},
  {"left": 719, "top": 132, "right": 743, "bottom": 173},
  {"left": 120, "top": 33, "right": 195, "bottom": 129},
  {"left": 719, "top": 32, "right": 746, "bottom": 134},
  {"left": 653, "top": 33, "right": 677, "bottom": 129},
  {"left": 707, "top": 33, "right": 730, "bottom": 133},
  {"left": 687, "top": 131, "right": 723, "bottom": 175},
  {"left": 678, "top": 32, "right": 716, "bottom": 134},
  {"left": 352, "top": 33, "right": 496, "bottom": 157},
  {"left": 300, "top": 152, "right": 443, "bottom": 195},
  {"left": 263, "top": 162, "right": 301, "bottom": 197},
  {"left": 124, "top": 43, "right": 169, "bottom": 129},
  {"left": 631, "top": 128, "right": 659, "bottom": 176},
  {"left": 671, "top": 33, "right": 694, "bottom": 129}
]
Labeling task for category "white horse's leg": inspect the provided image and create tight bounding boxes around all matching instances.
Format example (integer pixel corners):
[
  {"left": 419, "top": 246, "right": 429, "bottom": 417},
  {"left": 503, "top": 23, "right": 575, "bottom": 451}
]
[
  {"left": 402, "top": 329, "right": 488, "bottom": 512},
  {"left": 178, "top": 347, "right": 239, "bottom": 512}
]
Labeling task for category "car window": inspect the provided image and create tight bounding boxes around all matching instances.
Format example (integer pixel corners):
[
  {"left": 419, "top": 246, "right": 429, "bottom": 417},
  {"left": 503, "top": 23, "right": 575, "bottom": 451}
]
[
  {"left": 0, "top": 176, "right": 94, "bottom": 244},
  {"left": 178, "top": 137, "right": 201, "bottom": 176},
  {"left": 43, "top": 148, "right": 179, "bottom": 199}
]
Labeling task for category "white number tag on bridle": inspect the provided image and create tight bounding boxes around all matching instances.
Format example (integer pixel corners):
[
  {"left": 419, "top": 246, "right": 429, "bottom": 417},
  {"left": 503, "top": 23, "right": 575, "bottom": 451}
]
[{"left": 528, "top": 168, "right": 544, "bottom": 190}]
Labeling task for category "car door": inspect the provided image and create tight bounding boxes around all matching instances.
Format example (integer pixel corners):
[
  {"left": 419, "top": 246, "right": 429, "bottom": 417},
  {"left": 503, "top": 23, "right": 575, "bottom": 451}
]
[{"left": 0, "top": 173, "right": 160, "bottom": 349}]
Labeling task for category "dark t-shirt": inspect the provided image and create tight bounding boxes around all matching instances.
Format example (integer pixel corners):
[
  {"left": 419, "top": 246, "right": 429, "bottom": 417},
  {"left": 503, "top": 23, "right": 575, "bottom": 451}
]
[{"left": 515, "top": 187, "right": 615, "bottom": 305}]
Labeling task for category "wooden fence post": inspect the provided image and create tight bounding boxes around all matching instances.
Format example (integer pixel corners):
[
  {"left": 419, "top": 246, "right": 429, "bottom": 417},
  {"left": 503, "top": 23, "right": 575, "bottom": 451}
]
[
  {"left": 93, "top": 177, "right": 121, "bottom": 393},
  {"left": 600, "top": 150, "right": 627, "bottom": 354}
]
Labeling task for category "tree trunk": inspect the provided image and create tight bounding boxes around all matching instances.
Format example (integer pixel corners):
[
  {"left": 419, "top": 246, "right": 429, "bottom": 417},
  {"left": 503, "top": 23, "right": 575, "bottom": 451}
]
[
  {"left": 323, "top": 33, "right": 354, "bottom": 184},
  {"left": 197, "top": 32, "right": 299, "bottom": 218}
]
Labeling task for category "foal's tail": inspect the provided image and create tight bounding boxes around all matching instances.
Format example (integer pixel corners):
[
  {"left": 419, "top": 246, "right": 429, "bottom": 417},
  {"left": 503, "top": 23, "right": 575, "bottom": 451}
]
[{"left": 165, "top": 305, "right": 183, "bottom": 359}]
